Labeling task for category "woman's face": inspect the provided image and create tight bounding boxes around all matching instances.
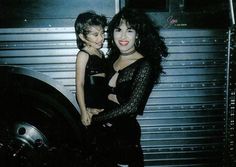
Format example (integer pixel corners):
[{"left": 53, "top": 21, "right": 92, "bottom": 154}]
[
  {"left": 113, "top": 19, "right": 136, "bottom": 53},
  {"left": 84, "top": 25, "right": 105, "bottom": 49}
]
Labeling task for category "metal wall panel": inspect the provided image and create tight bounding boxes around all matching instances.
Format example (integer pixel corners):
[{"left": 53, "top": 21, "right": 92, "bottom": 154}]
[
  {"left": 140, "top": 29, "right": 227, "bottom": 166},
  {"left": 0, "top": 28, "right": 228, "bottom": 166},
  {"left": 0, "top": 0, "right": 116, "bottom": 28},
  {"left": 225, "top": 25, "right": 236, "bottom": 167}
]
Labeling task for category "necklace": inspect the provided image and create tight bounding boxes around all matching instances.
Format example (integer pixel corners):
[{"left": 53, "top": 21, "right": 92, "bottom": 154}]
[{"left": 120, "top": 49, "right": 136, "bottom": 56}]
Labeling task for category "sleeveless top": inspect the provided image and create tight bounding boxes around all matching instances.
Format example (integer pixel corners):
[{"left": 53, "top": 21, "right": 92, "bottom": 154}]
[{"left": 80, "top": 50, "right": 108, "bottom": 109}]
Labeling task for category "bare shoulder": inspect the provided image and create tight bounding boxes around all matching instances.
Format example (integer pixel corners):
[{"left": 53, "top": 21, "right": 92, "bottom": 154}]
[
  {"left": 76, "top": 50, "right": 89, "bottom": 61},
  {"left": 77, "top": 50, "right": 89, "bottom": 57}
]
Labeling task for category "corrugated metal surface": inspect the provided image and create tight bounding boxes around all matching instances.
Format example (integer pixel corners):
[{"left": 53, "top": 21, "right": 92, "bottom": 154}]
[
  {"left": 140, "top": 29, "right": 227, "bottom": 166},
  {"left": 226, "top": 25, "right": 236, "bottom": 167},
  {"left": 0, "top": 28, "right": 228, "bottom": 166},
  {"left": 0, "top": 28, "right": 79, "bottom": 93}
]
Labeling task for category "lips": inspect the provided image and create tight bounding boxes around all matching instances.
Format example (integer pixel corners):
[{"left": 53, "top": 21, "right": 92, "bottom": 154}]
[
  {"left": 96, "top": 42, "right": 103, "bottom": 46},
  {"left": 119, "top": 40, "right": 129, "bottom": 46}
]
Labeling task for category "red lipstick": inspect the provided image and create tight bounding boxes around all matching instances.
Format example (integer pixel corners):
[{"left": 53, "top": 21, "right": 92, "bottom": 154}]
[{"left": 119, "top": 40, "right": 129, "bottom": 46}]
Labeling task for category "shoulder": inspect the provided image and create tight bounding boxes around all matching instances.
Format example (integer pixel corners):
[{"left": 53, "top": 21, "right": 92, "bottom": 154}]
[
  {"left": 133, "top": 59, "right": 155, "bottom": 83},
  {"left": 76, "top": 50, "right": 90, "bottom": 65},
  {"left": 77, "top": 50, "right": 90, "bottom": 59},
  {"left": 132, "top": 58, "right": 153, "bottom": 77},
  {"left": 138, "top": 58, "right": 152, "bottom": 70}
]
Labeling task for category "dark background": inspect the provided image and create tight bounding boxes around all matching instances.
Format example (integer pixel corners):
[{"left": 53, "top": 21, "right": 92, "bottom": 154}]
[{"left": 0, "top": 0, "right": 231, "bottom": 28}]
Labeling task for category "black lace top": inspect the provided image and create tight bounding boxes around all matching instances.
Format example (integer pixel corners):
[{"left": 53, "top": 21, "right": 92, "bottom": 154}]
[{"left": 92, "top": 58, "right": 155, "bottom": 123}]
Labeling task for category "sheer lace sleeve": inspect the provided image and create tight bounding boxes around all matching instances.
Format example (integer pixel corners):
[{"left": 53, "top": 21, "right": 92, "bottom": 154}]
[{"left": 92, "top": 60, "right": 154, "bottom": 123}]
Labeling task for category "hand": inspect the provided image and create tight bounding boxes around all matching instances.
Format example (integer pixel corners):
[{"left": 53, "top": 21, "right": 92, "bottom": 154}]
[
  {"left": 87, "top": 108, "right": 104, "bottom": 115},
  {"left": 81, "top": 111, "right": 92, "bottom": 126}
]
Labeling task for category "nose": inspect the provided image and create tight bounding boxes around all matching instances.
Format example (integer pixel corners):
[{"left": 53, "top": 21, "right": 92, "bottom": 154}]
[
  {"left": 120, "top": 31, "right": 126, "bottom": 39},
  {"left": 98, "top": 33, "right": 104, "bottom": 41}
]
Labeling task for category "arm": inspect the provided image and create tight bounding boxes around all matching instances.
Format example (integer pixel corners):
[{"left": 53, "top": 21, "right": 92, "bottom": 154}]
[
  {"left": 92, "top": 61, "right": 154, "bottom": 123},
  {"left": 76, "top": 51, "right": 91, "bottom": 126}
]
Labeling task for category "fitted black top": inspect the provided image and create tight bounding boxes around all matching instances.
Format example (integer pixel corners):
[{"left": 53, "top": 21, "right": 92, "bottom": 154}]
[
  {"left": 82, "top": 50, "right": 107, "bottom": 75},
  {"left": 92, "top": 58, "right": 155, "bottom": 123},
  {"left": 81, "top": 50, "right": 108, "bottom": 109}
]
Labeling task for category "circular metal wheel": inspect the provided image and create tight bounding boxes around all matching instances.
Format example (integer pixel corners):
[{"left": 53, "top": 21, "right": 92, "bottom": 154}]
[{"left": 0, "top": 66, "right": 86, "bottom": 167}]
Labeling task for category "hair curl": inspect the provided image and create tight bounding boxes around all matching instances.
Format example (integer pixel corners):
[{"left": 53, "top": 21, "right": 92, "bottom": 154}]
[
  {"left": 74, "top": 11, "right": 107, "bottom": 49},
  {"left": 107, "top": 7, "right": 168, "bottom": 83}
]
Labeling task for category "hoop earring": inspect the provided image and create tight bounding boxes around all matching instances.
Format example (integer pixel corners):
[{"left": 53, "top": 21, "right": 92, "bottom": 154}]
[
  {"left": 135, "top": 39, "right": 140, "bottom": 48},
  {"left": 111, "top": 40, "right": 116, "bottom": 46}
]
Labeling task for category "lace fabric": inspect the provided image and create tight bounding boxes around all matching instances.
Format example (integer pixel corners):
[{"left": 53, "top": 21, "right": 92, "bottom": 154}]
[{"left": 92, "top": 58, "right": 155, "bottom": 123}]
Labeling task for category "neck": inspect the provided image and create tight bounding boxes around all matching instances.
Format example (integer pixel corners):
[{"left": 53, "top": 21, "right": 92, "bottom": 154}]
[
  {"left": 120, "top": 49, "right": 136, "bottom": 56},
  {"left": 84, "top": 46, "right": 100, "bottom": 55}
]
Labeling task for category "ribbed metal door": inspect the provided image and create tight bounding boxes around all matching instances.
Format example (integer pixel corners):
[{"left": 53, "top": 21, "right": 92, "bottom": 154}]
[{"left": 140, "top": 29, "right": 227, "bottom": 166}]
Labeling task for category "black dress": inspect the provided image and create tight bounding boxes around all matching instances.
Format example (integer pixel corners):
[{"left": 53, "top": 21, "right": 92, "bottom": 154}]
[{"left": 92, "top": 58, "right": 156, "bottom": 166}]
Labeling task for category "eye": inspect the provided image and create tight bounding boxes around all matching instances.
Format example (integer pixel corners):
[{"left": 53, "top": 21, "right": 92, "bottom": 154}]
[
  {"left": 91, "top": 33, "right": 99, "bottom": 36},
  {"left": 127, "top": 28, "right": 135, "bottom": 33},
  {"left": 114, "top": 27, "right": 121, "bottom": 32}
]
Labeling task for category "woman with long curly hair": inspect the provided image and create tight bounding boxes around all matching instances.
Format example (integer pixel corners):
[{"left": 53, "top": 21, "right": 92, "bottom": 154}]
[{"left": 91, "top": 7, "right": 168, "bottom": 166}]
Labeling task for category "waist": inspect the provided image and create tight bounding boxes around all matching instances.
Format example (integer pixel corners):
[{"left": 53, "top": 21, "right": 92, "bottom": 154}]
[
  {"left": 86, "top": 75, "right": 106, "bottom": 86},
  {"left": 107, "top": 85, "right": 116, "bottom": 94}
]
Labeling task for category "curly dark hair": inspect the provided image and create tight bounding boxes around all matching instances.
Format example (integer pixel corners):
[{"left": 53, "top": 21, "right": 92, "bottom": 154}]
[
  {"left": 74, "top": 11, "right": 107, "bottom": 49},
  {"left": 107, "top": 7, "right": 168, "bottom": 83}
]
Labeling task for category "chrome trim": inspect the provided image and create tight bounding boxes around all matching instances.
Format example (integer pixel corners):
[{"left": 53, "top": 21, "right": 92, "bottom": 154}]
[
  {"left": 229, "top": 0, "right": 235, "bottom": 25},
  {"left": 115, "top": 0, "right": 120, "bottom": 14}
]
